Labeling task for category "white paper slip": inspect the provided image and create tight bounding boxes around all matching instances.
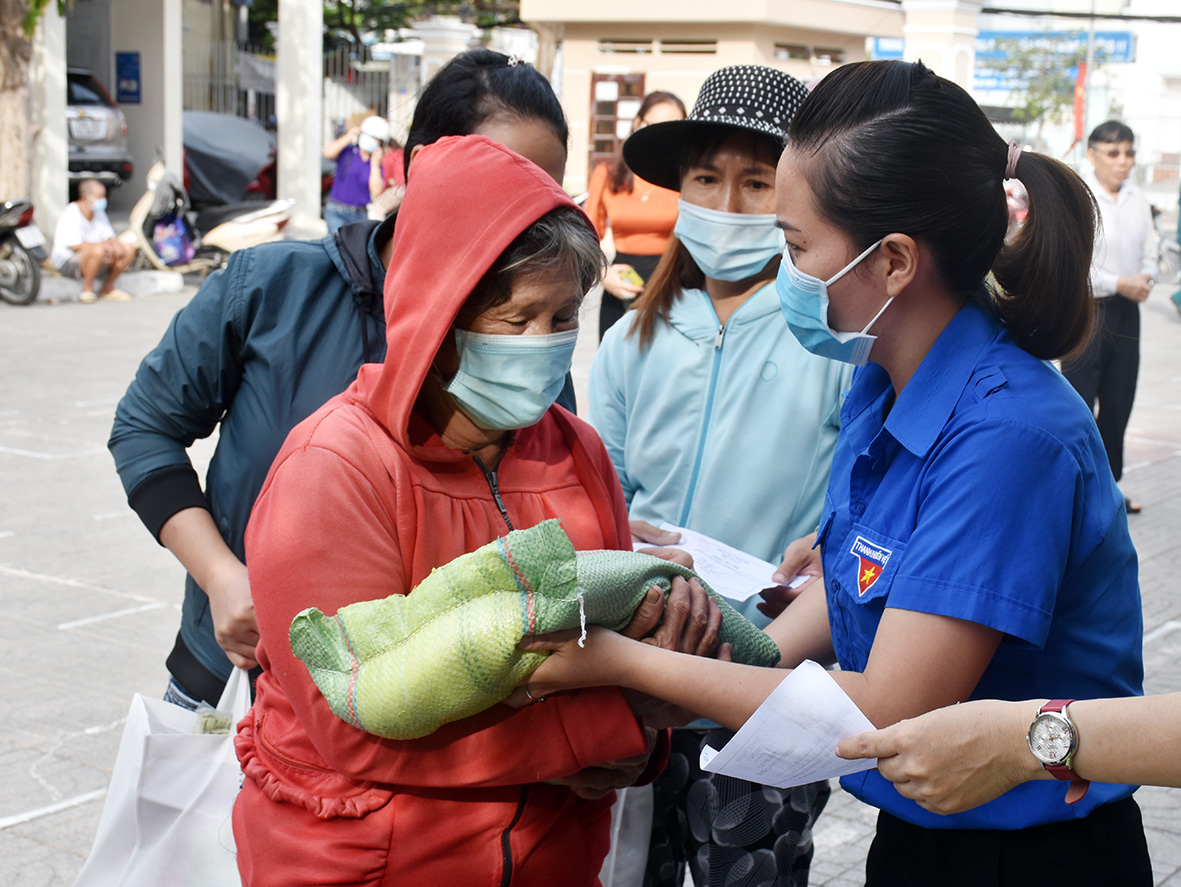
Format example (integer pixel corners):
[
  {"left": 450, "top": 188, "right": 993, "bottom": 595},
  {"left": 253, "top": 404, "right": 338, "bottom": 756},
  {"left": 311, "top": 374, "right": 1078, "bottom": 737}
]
[
  {"left": 700, "top": 660, "right": 877, "bottom": 788},
  {"left": 631, "top": 523, "right": 808, "bottom": 601}
]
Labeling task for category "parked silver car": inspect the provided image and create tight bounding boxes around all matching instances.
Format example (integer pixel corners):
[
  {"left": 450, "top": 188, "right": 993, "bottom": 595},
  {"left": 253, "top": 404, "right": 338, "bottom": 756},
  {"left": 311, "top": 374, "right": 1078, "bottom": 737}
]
[{"left": 67, "top": 68, "right": 133, "bottom": 189}]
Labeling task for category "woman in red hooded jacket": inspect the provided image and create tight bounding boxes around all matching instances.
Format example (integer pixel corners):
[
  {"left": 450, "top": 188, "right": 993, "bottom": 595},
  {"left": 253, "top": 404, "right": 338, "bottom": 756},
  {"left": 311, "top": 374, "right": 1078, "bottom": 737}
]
[{"left": 233, "top": 134, "right": 713, "bottom": 887}]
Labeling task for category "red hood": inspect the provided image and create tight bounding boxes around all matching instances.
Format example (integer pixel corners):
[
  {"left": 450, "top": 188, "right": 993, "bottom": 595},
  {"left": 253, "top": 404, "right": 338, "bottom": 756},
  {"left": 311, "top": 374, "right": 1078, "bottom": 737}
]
[{"left": 353, "top": 134, "right": 591, "bottom": 451}]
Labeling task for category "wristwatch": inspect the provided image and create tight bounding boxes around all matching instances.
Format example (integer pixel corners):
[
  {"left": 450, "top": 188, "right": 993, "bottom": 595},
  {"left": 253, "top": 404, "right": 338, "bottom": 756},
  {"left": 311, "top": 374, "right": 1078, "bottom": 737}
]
[{"left": 1027, "top": 699, "right": 1089, "bottom": 801}]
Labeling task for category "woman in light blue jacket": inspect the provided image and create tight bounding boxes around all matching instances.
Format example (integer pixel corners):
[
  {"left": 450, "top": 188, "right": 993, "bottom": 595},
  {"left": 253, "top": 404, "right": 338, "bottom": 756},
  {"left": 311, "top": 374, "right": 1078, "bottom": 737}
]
[{"left": 588, "top": 65, "right": 851, "bottom": 887}]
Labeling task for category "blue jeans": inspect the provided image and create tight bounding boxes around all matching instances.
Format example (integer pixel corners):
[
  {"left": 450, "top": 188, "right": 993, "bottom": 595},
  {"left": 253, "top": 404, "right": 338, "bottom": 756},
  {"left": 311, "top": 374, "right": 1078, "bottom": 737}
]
[
  {"left": 163, "top": 676, "right": 202, "bottom": 712},
  {"left": 323, "top": 199, "right": 367, "bottom": 235}
]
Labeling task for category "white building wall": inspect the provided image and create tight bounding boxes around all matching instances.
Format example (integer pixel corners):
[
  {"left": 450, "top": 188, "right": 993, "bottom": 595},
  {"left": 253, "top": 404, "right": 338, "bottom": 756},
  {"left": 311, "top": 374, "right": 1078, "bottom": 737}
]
[{"left": 108, "top": 0, "right": 184, "bottom": 210}]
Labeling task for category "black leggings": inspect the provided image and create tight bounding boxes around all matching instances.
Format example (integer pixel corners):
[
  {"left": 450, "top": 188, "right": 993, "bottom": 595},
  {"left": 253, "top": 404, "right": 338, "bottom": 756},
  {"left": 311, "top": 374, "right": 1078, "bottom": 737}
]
[{"left": 866, "top": 795, "right": 1152, "bottom": 887}]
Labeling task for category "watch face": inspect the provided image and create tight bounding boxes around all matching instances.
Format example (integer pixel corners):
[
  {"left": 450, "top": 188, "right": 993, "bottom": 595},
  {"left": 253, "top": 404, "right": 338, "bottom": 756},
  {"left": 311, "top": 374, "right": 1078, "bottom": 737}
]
[{"left": 1029, "top": 713, "right": 1074, "bottom": 765}]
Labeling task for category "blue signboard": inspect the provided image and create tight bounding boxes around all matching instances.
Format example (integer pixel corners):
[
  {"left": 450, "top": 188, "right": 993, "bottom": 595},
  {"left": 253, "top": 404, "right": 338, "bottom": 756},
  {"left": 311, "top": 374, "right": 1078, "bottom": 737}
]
[
  {"left": 116, "top": 52, "right": 141, "bottom": 104},
  {"left": 870, "top": 37, "right": 905, "bottom": 60},
  {"left": 974, "top": 30, "right": 1134, "bottom": 91}
]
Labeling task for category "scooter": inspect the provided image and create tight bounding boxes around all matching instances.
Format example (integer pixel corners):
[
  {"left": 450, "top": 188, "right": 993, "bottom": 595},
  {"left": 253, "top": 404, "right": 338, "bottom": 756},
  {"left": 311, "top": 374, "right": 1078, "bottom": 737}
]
[
  {"left": 121, "top": 162, "right": 294, "bottom": 274},
  {"left": 0, "top": 199, "right": 49, "bottom": 305}
]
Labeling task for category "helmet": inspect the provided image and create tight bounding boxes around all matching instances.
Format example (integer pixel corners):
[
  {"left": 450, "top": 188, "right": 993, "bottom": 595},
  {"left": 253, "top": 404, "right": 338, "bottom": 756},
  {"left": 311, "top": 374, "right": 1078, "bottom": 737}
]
[{"left": 360, "top": 116, "right": 391, "bottom": 144}]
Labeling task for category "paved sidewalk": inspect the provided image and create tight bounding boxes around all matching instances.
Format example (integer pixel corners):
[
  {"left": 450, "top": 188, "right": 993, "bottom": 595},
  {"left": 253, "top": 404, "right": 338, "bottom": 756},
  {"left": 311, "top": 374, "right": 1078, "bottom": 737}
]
[{"left": 1, "top": 282, "right": 1179, "bottom": 886}]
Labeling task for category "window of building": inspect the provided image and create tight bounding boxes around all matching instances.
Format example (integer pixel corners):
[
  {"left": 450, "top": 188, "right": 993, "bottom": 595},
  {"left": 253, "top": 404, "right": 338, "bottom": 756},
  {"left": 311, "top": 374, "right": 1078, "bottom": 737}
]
[
  {"left": 598, "top": 39, "right": 653, "bottom": 55},
  {"left": 660, "top": 40, "right": 717, "bottom": 54},
  {"left": 775, "top": 43, "right": 812, "bottom": 61},
  {"left": 814, "top": 47, "right": 846, "bottom": 65},
  {"left": 588, "top": 73, "right": 646, "bottom": 175}
]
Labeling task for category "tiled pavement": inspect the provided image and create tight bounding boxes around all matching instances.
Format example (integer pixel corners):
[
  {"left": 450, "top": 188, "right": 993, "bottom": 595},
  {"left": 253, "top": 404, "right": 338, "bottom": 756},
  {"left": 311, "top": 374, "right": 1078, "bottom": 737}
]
[{"left": 2, "top": 278, "right": 1180, "bottom": 886}]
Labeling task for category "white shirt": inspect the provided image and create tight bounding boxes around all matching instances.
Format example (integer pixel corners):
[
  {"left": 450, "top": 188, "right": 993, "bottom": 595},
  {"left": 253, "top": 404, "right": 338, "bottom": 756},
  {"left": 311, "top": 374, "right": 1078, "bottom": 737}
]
[
  {"left": 1083, "top": 170, "right": 1158, "bottom": 299},
  {"left": 51, "top": 201, "right": 117, "bottom": 269}
]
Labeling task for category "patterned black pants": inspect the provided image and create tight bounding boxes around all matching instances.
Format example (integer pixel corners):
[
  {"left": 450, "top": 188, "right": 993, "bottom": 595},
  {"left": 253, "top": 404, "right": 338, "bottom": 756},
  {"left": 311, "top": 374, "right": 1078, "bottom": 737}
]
[{"left": 644, "top": 728, "right": 830, "bottom": 887}]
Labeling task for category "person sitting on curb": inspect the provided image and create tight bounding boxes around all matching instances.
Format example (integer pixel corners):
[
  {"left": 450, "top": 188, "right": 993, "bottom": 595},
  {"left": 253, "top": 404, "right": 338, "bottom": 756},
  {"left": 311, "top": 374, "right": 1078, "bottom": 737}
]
[{"left": 51, "top": 179, "right": 136, "bottom": 302}]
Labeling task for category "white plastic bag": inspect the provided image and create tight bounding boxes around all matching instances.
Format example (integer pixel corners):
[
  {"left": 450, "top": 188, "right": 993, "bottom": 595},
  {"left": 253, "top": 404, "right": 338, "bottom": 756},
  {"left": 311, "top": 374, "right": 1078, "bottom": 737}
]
[
  {"left": 74, "top": 668, "right": 252, "bottom": 887},
  {"left": 598, "top": 784, "right": 654, "bottom": 887}
]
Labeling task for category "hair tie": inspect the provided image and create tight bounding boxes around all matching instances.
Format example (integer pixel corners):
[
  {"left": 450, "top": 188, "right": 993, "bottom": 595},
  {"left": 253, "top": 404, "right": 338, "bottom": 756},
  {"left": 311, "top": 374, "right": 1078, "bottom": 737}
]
[
  {"left": 1005, "top": 140, "right": 1021, "bottom": 179},
  {"left": 506, "top": 54, "right": 525, "bottom": 67}
]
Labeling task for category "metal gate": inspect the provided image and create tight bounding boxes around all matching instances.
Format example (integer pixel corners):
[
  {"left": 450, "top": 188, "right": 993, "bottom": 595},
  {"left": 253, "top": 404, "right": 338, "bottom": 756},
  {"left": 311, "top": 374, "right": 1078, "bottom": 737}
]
[
  {"left": 184, "top": 40, "right": 276, "bottom": 125},
  {"left": 324, "top": 45, "right": 391, "bottom": 137}
]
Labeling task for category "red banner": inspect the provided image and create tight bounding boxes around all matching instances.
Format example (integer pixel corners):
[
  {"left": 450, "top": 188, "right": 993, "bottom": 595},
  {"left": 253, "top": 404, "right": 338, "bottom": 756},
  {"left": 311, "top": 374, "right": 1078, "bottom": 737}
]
[{"left": 1074, "top": 61, "right": 1088, "bottom": 144}]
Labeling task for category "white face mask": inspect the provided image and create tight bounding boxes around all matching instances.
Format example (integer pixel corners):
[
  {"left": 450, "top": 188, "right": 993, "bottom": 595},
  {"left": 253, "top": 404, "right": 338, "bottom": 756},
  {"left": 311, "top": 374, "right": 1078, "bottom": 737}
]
[{"left": 673, "top": 200, "right": 785, "bottom": 282}]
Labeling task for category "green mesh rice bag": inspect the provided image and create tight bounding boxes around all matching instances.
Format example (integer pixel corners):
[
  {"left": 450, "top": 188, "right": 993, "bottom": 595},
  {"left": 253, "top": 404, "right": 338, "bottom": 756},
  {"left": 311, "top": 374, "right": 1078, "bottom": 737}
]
[{"left": 289, "top": 519, "right": 780, "bottom": 739}]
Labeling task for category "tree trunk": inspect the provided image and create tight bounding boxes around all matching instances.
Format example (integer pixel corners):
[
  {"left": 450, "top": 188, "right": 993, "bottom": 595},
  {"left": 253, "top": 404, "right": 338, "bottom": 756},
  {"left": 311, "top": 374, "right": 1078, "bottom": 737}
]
[{"left": 0, "top": 0, "right": 33, "bottom": 199}]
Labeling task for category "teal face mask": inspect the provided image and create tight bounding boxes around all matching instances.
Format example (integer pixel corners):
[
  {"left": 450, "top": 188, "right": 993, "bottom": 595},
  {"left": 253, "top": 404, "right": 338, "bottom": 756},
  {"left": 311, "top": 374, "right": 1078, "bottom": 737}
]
[
  {"left": 444, "top": 328, "right": 579, "bottom": 430},
  {"left": 776, "top": 240, "right": 889, "bottom": 367},
  {"left": 91, "top": 198, "right": 108, "bottom": 213}
]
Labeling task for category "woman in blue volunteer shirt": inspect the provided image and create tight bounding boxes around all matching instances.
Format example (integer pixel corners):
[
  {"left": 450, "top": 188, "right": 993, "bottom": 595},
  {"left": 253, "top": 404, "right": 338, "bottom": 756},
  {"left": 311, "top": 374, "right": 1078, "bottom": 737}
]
[{"left": 523, "top": 60, "right": 1150, "bottom": 887}]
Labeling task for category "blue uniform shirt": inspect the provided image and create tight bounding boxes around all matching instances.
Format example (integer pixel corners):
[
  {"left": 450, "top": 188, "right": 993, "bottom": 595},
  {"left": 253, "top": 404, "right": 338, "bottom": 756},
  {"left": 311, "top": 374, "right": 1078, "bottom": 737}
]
[{"left": 823, "top": 302, "right": 1143, "bottom": 829}]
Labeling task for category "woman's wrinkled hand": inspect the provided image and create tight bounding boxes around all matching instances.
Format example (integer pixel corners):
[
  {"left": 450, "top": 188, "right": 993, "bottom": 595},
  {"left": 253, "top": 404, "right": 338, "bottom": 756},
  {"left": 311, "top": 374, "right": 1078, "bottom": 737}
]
[{"left": 619, "top": 577, "right": 720, "bottom": 657}]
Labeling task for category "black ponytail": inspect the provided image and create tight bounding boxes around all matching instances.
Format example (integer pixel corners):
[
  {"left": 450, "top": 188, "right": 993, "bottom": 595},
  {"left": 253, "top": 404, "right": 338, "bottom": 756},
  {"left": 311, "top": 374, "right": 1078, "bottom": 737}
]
[
  {"left": 403, "top": 49, "right": 568, "bottom": 180},
  {"left": 992, "top": 152, "right": 1096, "bottom": 361},
  {"left": 789, "top": 60, "right": 1095, "bottom": 360}
]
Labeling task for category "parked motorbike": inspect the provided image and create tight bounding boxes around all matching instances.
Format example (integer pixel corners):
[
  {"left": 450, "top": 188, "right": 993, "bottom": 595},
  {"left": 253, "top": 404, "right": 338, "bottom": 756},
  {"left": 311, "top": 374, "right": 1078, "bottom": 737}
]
[
  {"left": 0, "top": 199, "right": 49, "bottom": 305},
  {"left": 121, "top": 162, "right": 293, "bottom": 274}
]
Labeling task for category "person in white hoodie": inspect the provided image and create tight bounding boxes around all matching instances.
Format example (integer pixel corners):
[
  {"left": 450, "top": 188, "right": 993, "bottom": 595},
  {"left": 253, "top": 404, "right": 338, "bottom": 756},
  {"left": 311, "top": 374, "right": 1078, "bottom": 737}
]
[{"left": 588, "top": 65, "right": 851, "bottom": 887}]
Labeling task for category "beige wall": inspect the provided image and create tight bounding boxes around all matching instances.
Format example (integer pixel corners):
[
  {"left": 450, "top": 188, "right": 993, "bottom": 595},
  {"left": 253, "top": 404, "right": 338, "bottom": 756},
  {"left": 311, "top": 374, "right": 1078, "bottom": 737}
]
[
  {"left": 901, "top": 0, "right": 982, "bottom": 88},
  {"left": 525, "top": 0, "right": 902, "bottom": 36},
  {"left": 554, "top": 22, "right": 871, "bottom": 192},
  {"left": 520, "top": 0, "right": 905, "bottom": 191}
]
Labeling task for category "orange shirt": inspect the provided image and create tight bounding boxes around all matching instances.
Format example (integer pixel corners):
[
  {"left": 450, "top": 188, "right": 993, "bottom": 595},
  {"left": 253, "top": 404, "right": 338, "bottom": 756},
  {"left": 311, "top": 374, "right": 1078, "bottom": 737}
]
[{"left": 585, "top": 161, "right": 680, "bottom": 256}]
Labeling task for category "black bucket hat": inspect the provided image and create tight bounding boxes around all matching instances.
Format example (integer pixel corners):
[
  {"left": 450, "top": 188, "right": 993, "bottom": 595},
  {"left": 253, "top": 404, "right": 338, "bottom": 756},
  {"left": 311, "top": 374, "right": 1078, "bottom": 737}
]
[{"left": 623, "top": 65, "right": 810, "bottom": 191}]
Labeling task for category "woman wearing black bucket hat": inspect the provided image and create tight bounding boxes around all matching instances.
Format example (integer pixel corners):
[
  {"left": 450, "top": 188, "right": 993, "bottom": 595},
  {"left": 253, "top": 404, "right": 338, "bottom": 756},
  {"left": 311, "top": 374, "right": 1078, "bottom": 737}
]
[{"left": 588, "top": 65, "right": 852, "bottom": 887}]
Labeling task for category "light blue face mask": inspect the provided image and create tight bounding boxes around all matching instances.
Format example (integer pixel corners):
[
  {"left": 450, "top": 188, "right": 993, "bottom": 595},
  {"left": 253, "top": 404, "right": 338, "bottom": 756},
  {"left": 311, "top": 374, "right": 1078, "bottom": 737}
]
[
  {"left": 357, "top": 134, "right": 380, "bottom": 155},
  {"left": 444, "top": 328, "right": 579, "bottom": 430},
  {"left": 673, "top": 199, "right": 786, "bottom": 282},
  {"left": 91, "top": 197, "right": 108, "bottom": 213},
  {"left": 776, "top": 239, "right": 889, "bottom": 367}
]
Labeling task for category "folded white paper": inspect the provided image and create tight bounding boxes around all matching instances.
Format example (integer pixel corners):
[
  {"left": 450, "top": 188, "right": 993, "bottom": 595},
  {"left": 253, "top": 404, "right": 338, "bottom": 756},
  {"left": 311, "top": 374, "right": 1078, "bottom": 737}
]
[
  {"left": 700, "top": 660, "right": 877, "bottom": 788},
  {"left": 632, "top": 523, "right": 808, "bottom": 601}
]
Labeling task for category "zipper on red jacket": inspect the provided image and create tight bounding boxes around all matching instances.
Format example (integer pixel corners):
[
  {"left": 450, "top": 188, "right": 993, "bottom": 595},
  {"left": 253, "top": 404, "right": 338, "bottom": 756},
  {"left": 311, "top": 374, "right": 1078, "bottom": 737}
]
[
  {"left": 473, "top": 455, "right": 514, "bottom": 531},
  {"left": 500, "top": 785, "right": 529, "bottom": 887}
]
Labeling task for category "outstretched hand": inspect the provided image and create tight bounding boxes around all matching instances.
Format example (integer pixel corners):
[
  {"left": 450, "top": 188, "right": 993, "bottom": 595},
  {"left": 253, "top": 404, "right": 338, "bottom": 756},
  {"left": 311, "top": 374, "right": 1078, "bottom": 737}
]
[
  {"left": 520, "top": 626, "right": 625, "bottom": 697},
  {"left": 836, "top": 699, "right": 1044, "bottom": 815},
  {"left": 759, "top": 531, "right": 822, "bottom": 620}
]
